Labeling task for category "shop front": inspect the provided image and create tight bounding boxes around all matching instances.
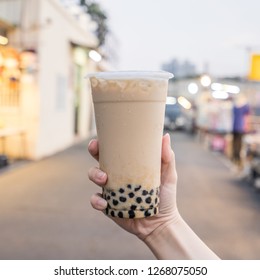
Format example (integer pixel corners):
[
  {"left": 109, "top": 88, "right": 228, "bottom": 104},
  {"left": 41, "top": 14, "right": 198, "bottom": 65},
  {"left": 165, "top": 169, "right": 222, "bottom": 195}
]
[
  {"left": 0, "top": 0, "right": 100, "bottom": 164},
  {"left": 0, "top": 45, "right": 38, "bottom": 163}
]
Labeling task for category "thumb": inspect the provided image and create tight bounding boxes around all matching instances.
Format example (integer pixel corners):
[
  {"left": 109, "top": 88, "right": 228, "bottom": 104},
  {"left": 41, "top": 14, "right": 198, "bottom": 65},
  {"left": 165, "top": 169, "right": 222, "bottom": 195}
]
[{"left": 161, "top": 133, "right": 177, "bottom": 186}]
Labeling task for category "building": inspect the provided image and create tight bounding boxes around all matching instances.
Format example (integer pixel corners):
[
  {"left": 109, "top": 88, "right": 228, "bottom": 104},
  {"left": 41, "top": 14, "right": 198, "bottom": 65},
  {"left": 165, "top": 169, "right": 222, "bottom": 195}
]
[
  {"left": 162, "top": 58, "right": 197, "bottom": 79},
  {"left": 0, "top": 0, "right": 102, "bottom": 160}
]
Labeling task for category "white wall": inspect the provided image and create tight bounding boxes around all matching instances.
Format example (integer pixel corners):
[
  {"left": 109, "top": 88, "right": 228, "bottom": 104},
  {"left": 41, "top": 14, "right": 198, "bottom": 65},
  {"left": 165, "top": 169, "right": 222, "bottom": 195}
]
[
  {"left": 36, "top": 0, "right": 98, "bottom": 158},
  {"left": 0, "top": 0, "right": 98, "bottom": 159}
]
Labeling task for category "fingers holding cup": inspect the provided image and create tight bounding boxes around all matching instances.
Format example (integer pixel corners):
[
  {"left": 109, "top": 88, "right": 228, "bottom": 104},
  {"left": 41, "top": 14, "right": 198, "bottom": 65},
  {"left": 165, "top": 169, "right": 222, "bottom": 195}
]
[{"left": 88, "top": 166, "right": 107, "bottom": 186}]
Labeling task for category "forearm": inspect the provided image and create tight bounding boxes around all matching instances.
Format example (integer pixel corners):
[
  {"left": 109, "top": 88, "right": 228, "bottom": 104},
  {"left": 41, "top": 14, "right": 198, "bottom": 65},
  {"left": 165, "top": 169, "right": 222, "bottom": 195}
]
[{"left": 144, "top": 216, "right": 220, "bottom": 260}]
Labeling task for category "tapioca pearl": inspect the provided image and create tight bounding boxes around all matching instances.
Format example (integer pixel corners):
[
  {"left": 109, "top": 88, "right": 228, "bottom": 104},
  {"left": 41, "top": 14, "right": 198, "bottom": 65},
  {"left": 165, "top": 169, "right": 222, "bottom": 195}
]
[
  {"left": 119, "top": 196, "right": 127, "bottom": 202},
  {"left": 144, "top": 210, "right": 151, "bottom": 217},
  {"left": 111, "top": 210, "right": 115, "bottom": 217},
  {"left": 149, "top": 189, "right": 154, "bottom": 195},
  {"left": 127, "top": 184, "right": 132, "bottom": 189},
  {"left": 128, "top": 210, "right": 135, "bottom": 219},
  {"left": 142, "top": 190, "right": 148, "bottom": 196},
  {"left": 105, "top": 208, "right": 109, "bottom": 215},
  {"left": 145, "top": 197, "right": 152, "bottom": 204},
  {"left": 112, "top": 199, "right": 119, "bottom": 206},
  {"left": 130, "top": 205, "right": 137, "bottom": 210},
  {"left": 134, "top": 185, "right": 141, "bottom": 192},
  {"left": 107, "top": 195, "right": 111, "bottom": 200},
  {"left": 153, "top": 208, "right": 157, "bottom": 215},
  {"left": 136, "top": 197, "right": 142, "bottom": 204},
  {"left": 155, "top": 197, "right": 158, "bottom": 204},
  {"left": 118, "top": 211, "right": 123, "bottom": 218},
  {"left": 128, "top": 192, "right": 135, "bottom": 198},
  {"left": 119, "top": 188, "right": 125, "bottom": 193},
  {"left": 111, "top": 191, "right": 116, "bottom": 197}
]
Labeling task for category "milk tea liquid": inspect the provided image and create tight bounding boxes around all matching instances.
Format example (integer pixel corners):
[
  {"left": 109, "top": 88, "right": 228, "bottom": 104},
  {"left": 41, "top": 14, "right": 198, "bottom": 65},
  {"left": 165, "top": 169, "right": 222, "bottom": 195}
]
[{"left": 89, "top": 72, "right": 172, "bottom": 218}]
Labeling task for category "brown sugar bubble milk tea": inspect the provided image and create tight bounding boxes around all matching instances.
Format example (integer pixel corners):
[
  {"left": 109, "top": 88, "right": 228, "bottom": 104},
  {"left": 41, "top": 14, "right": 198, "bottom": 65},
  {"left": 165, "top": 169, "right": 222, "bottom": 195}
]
[{"left": 88, "top": 71, "right": 173, "bottom": 218}]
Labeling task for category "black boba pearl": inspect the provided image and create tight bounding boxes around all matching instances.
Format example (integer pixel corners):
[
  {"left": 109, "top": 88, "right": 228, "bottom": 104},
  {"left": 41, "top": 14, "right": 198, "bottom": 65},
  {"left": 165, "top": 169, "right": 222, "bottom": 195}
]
[
  {"left": 128, "top": 210, "right": 135, "bottom": 219},
  {"left": 155, "top": 198, "right": 158, "bottom": 204},
  {"left": 136, "top": 197, "right": 142, "bottom": 204},
  {"left": 111, "top": 192, "right": 116, "bottom": 197},
  {"left": 105, "top": 208, "right": 109, "bottom": 215},
  {"left": 154, "top": 208, "right": 157, "bottom": 214},
  {"left": 127, "top": 184, "right": 132, "bottom": 189},
  {"left": 145, "top": 210, "right": 151, "bottom": 217},
  {"left": 130, "top": 205, "right": 137, "bottom": 210},
  {"left": 128, "top": 192, "right": 135, "bottom": 198},
  {"left": 119, "top": 196, "right": 127, "bottom": 202},
  {"left": 145, "top": 197, "right": 152, "bottom": 204},
  {"left": 119, "top": 188, "right": 125, "bottom": 193},
  {"left": 134, "top": 185, "right": 142, "bottom": 192},
  {"left": 142, "top": 190, "right": 148, "bottom": 195},
  {"left": 111, "top": 210, "right": 115, "bottom": 217},
  {"left": 150, "top": 189, "right": 154, "bottom": 195},
  {"left": 107, "top": 195, "right": 111, "bottom": 200},
  {"left": 118, "top": 212, "right": 123, "bottom": 218},
  {"left": 113, "top": 199, "right": 119, "bottom": 206}
]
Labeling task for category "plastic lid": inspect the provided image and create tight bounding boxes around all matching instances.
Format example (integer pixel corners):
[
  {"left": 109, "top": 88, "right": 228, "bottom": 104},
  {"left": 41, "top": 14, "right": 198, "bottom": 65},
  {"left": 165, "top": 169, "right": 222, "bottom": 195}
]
[{"left": 86, "top": 71, "right": 174, "bottom": 80}]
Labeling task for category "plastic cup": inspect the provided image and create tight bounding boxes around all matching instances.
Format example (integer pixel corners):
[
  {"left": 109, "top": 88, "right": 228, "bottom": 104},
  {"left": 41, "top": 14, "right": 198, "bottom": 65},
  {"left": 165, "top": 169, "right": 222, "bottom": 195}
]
[{"left": 88, "top": 71, "right": 173, "bottom": 218}]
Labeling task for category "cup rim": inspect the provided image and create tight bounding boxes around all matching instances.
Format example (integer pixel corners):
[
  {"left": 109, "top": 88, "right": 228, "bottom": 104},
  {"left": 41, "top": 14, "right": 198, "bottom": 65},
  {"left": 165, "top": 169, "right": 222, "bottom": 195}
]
[{"left": 86, "top": 70, "right": 174, "bottom": 80}]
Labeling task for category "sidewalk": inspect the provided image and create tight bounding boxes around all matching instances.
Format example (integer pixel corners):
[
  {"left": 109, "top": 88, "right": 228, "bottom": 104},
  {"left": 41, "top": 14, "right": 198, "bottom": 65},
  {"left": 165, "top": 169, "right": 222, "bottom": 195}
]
[
  {"left": 174, "top": 132, "right": 260, "bottom": 259},
  {"left": 0, "top": 132, "right": 260, "bottom": 259},
  {"left": 0, "top": 140, "right": 153, "bottom": 260}
]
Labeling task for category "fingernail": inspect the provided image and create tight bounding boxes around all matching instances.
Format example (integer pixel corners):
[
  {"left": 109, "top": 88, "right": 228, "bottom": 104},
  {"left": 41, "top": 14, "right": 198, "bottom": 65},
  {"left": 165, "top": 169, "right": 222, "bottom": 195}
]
[
  {"left": 97, "top": 170, "right": 106, "bottom": 179},
  {"left": 97, "top": 198, "right": 107, "bottom": 208},
  {"left": 88, "top": 139, "right": 95, "bottom": 149},
  {"left": 166, "top": 133, "right": 173, "bottom": 153},
  {"left": 163, "top": 133, "right": 171, "bottom": 151},
  {"left": 165, "top": 133, "right": 171, "bottom": 144}
]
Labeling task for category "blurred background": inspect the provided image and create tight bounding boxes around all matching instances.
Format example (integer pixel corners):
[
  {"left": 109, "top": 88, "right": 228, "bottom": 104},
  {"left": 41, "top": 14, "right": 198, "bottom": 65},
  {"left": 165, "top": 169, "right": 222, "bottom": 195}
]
[{"left": 0, "top": 0, "right": 260, "bottom": 259}]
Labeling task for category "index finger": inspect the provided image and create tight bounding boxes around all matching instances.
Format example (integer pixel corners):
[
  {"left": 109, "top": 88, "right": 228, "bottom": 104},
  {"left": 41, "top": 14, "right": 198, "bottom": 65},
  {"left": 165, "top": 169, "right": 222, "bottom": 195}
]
[{"left": 88, "top": 139, "right": 99, "bottom": 161}]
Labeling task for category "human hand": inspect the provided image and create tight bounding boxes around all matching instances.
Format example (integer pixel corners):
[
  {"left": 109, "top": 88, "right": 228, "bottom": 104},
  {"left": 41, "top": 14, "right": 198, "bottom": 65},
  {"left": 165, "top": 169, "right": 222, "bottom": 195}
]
[{"left": 88, "top": 133, "right": 180, "bottom": 241}]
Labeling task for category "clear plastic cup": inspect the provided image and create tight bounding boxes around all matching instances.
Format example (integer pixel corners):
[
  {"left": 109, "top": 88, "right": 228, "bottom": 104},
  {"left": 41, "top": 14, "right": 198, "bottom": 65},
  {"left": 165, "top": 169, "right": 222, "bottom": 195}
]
[{"left": 88, "top": 71, "right": 173, "bottom": 218}]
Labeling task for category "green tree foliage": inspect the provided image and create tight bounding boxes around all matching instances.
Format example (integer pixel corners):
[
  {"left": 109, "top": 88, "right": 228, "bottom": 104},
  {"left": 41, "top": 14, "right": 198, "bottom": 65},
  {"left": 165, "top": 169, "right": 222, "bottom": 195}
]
[{"left": 80, "top": 0, "right": 108, "bottom": 47}]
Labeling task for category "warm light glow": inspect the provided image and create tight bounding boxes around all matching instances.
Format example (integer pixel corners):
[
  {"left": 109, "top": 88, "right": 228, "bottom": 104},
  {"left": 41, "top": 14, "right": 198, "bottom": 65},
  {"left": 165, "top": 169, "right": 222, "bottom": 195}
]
[
  {"left": 178, "top": 96, "right": 192, "bottom": 110},
  {"left": 211, "top": 83, "right": 240, "bottom": 94},
  {"left": 89, "top": 50, "right": 102, "bottom": 62},
  {"left": 0, "top": 35, "right": 8, "bottom": 45},
  {"left": 212, "top": 90, "right": 229, "bottom": 99},
  {"left": 166, "top": 96, "right": 177, "bottom": 105},
  {"left": 200, "top": 75, "right": 211, "bottom": 87},
  {"left": 0, "top": 53, "right": 3, "bottom": 66},
  {"left": 4, "top": 57, "right": 18, "bottom": 68},
  {"left": 188, "top": 82, "right": 199, "bottom": 94},
  {"left": 20, "top": 51, "right": 37, "bottom": 69}
]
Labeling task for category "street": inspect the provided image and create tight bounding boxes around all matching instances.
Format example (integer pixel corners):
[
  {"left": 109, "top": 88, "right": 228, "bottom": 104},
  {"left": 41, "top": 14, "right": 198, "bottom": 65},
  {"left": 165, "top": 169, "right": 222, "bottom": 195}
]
[{"left": 0, "top": 131, "right": 260, "bottom": 259}]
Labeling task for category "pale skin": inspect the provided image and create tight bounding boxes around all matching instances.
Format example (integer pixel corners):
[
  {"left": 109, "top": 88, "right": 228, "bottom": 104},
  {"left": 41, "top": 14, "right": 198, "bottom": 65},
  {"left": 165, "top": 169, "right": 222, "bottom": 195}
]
[{"left": 88, "top": 133, "right": 220, "bottom": 260}]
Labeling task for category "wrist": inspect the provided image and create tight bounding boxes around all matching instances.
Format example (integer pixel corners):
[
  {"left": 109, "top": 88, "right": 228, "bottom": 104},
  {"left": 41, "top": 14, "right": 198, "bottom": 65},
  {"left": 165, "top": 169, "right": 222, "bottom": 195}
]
[
  {"left": 144, "top": 214, "right": 220, "bottom": 260},
  {"left": 143, "top": 212, "right": 184, "bottom": 259}
]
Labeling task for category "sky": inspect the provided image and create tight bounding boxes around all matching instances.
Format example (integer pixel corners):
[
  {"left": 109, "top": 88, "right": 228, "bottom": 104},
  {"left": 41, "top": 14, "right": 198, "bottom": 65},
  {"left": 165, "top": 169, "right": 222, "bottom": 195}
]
[{"left": 96, "top": 0, "right": 260, "bottom": 77}]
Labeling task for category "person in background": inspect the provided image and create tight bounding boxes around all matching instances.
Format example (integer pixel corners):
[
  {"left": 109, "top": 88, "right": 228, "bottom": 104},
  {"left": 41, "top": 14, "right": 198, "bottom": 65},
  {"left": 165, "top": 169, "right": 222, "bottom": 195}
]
[
  {"left": 232, "top": 94, "right": 250, "bottom": 166},
  {"left": 88, "top": 134, "right": 220, "bottom": 260}
]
